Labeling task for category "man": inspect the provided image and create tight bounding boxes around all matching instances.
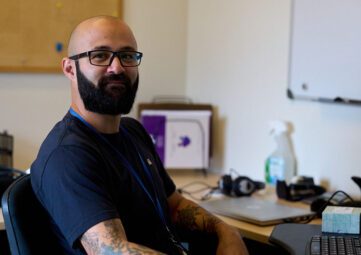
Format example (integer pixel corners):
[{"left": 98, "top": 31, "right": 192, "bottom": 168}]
[{"left": 31, "top": 16, "right": 249, "bottom": 255}]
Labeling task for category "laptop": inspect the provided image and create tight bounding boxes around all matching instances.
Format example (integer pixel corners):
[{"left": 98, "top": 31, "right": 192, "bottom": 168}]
[{"left": 200, "top": 196, "right": 315, "bottom": 226}]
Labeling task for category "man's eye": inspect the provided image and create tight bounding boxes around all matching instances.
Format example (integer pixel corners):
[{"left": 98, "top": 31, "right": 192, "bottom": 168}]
[
  {"left": 121, "top": 54, "right": 133, "bottom": 60},
  {"left": 92, "top": 53, "right": 107, "bottom": 59}
]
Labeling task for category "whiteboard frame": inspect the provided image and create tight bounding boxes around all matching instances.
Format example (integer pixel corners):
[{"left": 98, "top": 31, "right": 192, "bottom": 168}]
[{"left": 288, "top": 0, "right": 361, "bottom": 105}]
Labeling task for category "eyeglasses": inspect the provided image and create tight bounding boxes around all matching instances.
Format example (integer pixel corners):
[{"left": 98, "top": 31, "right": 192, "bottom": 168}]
[{"left": 69, "top": 50, "right": 143, "bottom": 67}]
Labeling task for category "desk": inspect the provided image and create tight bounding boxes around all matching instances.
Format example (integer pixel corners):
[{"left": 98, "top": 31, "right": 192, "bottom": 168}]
[
  {"left": 169, "top": 171, "right": 321, "bottom": 245},
  {"left": 0, "top": 212, "right": 3, "bottom": 230},
  {"left": 0, "top": 172, "right": 321, "bottom": 239}
]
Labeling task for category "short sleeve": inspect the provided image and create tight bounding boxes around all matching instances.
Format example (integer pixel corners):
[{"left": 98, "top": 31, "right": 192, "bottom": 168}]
[{"left": 38, "top": 145, "right": 119, "bottom": 248}]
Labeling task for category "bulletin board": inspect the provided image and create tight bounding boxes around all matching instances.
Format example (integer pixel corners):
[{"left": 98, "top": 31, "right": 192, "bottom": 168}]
[
  {"left": 288, "top": 0, "right": 361, "bottom": 105},
  {"left": 0, "top": 0, "right": 123, "bottom": 73}
]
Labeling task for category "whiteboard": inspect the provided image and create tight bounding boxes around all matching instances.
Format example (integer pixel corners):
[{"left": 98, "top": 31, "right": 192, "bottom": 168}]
[{"left": 288, "top": 0, "right": 361, "bottom": 104}]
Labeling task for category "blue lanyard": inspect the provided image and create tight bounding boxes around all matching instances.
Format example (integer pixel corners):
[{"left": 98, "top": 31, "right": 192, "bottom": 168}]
[{"left": 68, "top": 108, "right": 171, "bottom": 233}]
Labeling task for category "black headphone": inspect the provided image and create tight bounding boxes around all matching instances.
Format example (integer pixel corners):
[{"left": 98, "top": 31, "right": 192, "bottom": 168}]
[
  {"left": 219, "top": 175, "right": 265, "bottom": 197},
  {"left": 276, "top": 176, "right": 326, "bottom": 201}
]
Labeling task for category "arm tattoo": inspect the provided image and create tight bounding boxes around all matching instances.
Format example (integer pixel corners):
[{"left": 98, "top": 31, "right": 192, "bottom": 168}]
[
  {"left": 81, "top": 232, "right": 101, "bottom": 254},
  {"left": 81, "top": 220, "right": 165, "bottom": 254},
  {"left": 202, "top": 216, "right": 219, "bottom": 233},
  {"left": 176, "top": 204, "right": 221, "bottom": 233},
  {"left": 176, "top": 204, "right": 200, "bottom": 230},
  {"left": 103, "top": 220, "right": 126, "bottom": 247},
  {"left": 100, "top": 242, "right": 160, "bottom": 254}
]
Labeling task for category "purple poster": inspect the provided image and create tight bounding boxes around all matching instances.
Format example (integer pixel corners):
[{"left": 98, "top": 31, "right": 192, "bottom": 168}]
[{"left": 141, "top": 115, "right": 166, "bottom": 163}]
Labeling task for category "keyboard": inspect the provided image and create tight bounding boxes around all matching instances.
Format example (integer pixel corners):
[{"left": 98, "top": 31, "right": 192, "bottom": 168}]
[{"left": 307, "top": 234, "right": 361, "bottom": 255}]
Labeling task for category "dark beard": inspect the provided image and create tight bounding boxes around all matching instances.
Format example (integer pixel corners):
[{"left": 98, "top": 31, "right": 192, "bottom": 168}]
[{"left": 75, "top": 61, "right": 138, "bottom": 115}]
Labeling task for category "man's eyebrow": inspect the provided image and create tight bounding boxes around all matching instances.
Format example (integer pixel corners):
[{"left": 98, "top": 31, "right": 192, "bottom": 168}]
[
  {"left": 120, "top": 46, "right": 136, "bottom": 51},
  {"left": 92, "top": 46, "right": 137, "bottom": 51},
  {"left": 92, "top": 46, "right": 112, "bottom": 51}
]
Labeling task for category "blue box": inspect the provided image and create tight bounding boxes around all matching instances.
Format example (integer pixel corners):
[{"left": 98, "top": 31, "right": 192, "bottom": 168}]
[{"left": 322, "top": 206, "right": 361, "bottom": 234}]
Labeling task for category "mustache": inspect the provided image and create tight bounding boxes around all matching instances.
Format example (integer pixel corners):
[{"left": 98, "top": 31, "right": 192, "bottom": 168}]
[{"left": 98, "top": 74, "right": 132, "bottom": 89}]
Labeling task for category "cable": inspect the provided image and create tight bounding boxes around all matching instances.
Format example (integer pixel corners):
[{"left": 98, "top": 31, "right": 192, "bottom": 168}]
[
  {"left": 229, "top": 168, "right": 241, "bottom": 176},
  {"left": 178, "top": 181, "right": 215, "bottom": 191},
  {"left": 179, "top": 187, "right": 219, "bottom": 201},
  {"left": 293, "top": 190, "right": 354, "bottom": 224},
  {"left": 177, "top": 181, "right": 219, "bottom": 201},
  {"left": 200, "top": 188, "right": 219, "bottom": 201}
]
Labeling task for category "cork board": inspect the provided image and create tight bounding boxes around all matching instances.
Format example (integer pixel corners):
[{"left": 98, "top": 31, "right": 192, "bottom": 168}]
[{"left": 0, "top": 0, "right": 123, "bottom": 73}]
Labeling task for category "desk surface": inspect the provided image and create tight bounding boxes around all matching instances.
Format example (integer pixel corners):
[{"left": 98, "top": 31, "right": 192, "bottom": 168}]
[
  {"left": 169, "top": 171, "right": 321, "bottom": 245},
  {"left": 0, "top": 212, "right": 3, "bottom": 230}
]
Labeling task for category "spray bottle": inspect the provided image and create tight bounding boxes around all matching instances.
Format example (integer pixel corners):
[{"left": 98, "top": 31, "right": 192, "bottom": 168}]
[{"left": 265, "top": 121, "right": 296, "bottom": 185}]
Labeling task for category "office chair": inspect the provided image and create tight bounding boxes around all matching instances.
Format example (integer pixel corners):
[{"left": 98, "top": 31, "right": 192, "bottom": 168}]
[
  {"left": 1, "top": 174, "right": 62, "bottom": 255},
  {"left": 0, "top": 167, "right": 26, "bottom": 200}
]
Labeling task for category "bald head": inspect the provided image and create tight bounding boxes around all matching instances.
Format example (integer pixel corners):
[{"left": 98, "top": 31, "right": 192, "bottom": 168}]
[
  {"left": 67, "top": 16, "right": 137, "bottom": 56},
  {"left": 62, "top": 15, "right": 140, "bottom": 117}
]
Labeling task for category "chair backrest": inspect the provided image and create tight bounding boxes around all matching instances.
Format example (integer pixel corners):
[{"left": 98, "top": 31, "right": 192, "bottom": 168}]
[
  {"left": 1, "top": 175, "right": 62, "bottom": 255},
  {"left": 0, "top": 167, "right": 26, "bottom": 199}
]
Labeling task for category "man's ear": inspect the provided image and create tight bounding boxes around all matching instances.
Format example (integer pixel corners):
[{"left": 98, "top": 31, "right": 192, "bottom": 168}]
[{"left": 62, "top": 57, "right": 76, "bottom": 81}]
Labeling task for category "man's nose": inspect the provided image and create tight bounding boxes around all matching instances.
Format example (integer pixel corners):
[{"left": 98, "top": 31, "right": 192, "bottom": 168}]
[{"left": 107, "top": 55, "right": 125, "bottom": 74}]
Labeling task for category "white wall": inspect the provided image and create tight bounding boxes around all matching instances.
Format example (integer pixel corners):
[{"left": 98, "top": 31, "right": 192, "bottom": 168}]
[
  {"left": 186, "top": 0, "right": 361, "bottom": 196},
  {"left": 2, "top": 0, "right": 360, "bottom": 197},
  {"left": 0, "top": 74, "right": 70, "bottom": 170},
  {"left": 0, "top": 0, "right": 187, "bottom": 170},
  {"left": 123, "top": 0, "right": 187, "bottom": 104}
]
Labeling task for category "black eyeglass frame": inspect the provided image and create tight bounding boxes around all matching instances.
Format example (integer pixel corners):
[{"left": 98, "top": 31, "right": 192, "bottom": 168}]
[{"left": 69, "top": 50, "right": 143, "bottom": 67}]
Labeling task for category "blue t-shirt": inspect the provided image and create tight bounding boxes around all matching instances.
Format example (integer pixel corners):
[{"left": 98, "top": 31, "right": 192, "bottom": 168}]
[{"left": 31, "top": 112, "right": 178, "bottom": 254}]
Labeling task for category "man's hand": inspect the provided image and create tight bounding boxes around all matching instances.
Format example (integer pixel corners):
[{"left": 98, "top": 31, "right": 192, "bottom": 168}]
[
  {"left": 168, "top": 191, "right": 249, "bottom": 255},
  {"left": 215, "top": 222, "right": 249, "bottom": 255},
  {"left": 80, "top": 218, "right": 165, "bottom": 255}
]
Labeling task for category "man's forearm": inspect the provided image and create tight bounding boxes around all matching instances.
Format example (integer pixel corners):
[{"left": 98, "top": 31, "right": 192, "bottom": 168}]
[
  {"left": 81, "top": 218, "right": 166, "bottom": 255},
  {"left": 170, "top": 196, "right": 249, "bottom": 255},
  {"left": 170, "top": 196, "right": 225, "bottom": 235},
  {"left": 82, "top": 237, "right": 165, "bottom": 255}
]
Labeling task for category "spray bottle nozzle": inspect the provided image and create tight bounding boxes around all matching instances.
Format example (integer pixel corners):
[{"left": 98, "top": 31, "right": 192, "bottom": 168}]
[{"left": 269, "top": 121, "right": 287, "bottom": 135}]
